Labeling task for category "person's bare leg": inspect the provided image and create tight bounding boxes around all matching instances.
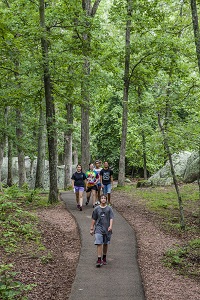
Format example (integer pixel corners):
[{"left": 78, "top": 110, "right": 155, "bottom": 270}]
[
  {"left": 76, "top": 192, "right": 79, "bottom": 205},
  {"left": 107, "top": 193, "right": 111, "bottom": 204},
  {"left": 97, "top": 244, "right": 103, "bottom": 258},
  {"left": 86, "top": 191, "right": 91, "bottom": 204},
  {"left": 79, "top": 191, "right": 83, "bottom": 207},
  {"left": 92, "top": 189, "right": 96, "bottom": 206},
  {"left": 103, "top": 244, "right": 108, "bottom": 264},
  {"left": 103, "top": 244, "right": 108, "bottom": 255}
]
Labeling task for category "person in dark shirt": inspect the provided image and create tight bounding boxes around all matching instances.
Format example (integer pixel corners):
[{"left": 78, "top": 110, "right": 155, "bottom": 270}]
[
  {"left": 90, "top": 195, "right": 114, "bottom": 267},
  {"left": 71, "top": 164, "right": 86, "bottom": 211},
  {"left": 100, "top": 161, "right": 113, "bottom": 206}
]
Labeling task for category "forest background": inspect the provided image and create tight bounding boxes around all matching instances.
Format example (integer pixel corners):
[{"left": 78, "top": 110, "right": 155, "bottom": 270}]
[{"left": 0, "top": 0, "right": 200, "bottom": 203}]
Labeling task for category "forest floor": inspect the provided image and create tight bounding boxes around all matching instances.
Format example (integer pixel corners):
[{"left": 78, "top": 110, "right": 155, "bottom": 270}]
[{"left": 1, "top": 188, "right": 199, "bottom": 300}]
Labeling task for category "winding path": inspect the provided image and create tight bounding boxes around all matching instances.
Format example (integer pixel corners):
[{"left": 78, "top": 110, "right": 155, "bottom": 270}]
[{"left": 61, "top": 191, "right": 145, "bottom": 300}]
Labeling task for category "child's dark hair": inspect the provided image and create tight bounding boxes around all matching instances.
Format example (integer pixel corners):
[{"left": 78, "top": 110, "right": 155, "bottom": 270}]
[
  {"left": 100, "top": 194, "right": 107, "bottom": 201},
  {"left": 76, "top": 164, "right": 82, "bottom": 171}
]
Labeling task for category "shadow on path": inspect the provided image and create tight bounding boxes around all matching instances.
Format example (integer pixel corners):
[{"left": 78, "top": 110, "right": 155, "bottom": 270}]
[{"left": 61, "top": 191, "right": 145, "bottom": 300}]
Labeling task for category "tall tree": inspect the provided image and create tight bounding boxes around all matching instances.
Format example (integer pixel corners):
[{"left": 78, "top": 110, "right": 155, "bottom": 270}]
[
  {"left": 81, "top": 0, "right": 101, "bottom": 172},
  {"left": 35, "top": 98, "right": 46, "bottom": 189},
  {"left": 64, "top": 103, "right": 73, "bottom": 189},
  {"left": 118, "top": 0, "right": 132, "bottom": 186},
  {"left": 190, "top": 0, "right": 200, "bottom": 215},
  {"left": 39, "top": 0, "right": 58, "bottom": 203}
]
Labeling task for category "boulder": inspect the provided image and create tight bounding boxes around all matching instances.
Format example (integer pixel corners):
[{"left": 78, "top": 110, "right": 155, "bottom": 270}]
[
  {"left": 148, "top": 151, "right": 191, "bottom": 186},
  {"left": 1, "top": 157, "right": 77, "bottom": 190},
  {"left": 183, "top": 151, "right": 199, "bottom": 183}
]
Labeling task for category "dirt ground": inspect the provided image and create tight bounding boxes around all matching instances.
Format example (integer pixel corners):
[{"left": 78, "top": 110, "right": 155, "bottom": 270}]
[{"left": 1, "top": 190, "right": 199, "bottom": 299}]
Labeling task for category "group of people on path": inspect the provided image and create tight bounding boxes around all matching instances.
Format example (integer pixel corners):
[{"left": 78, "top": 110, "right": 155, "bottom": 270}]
[
  {"left": 71, "top": 160, "right": 114, "bottom": 211},
  {"left": 71, "top": 160, "right": 114, "bottom": 267}
]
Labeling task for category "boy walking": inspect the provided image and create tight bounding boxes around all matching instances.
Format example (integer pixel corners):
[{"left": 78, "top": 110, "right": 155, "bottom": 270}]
[
  {"left": 90, "top": 195, "right": 114, "bottom": 267},
  {"left": 100, "top": 161, "right": 114, "bottom": 205}
]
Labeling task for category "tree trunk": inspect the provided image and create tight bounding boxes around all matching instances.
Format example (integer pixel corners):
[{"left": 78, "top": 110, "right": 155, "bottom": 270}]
[
  {"left": 118, "top": 0, "right": 132, "bottom": 186},
  {"left": 35, "top": 98, "right": 46, "bottom": 189},
  {"left": 73, "top": 149, "right": 78, "bottom": 166},
  {"left": 64, "top": 103, "right": 73, "bottom": 189},
  {"left": 16, "top": 108, "right": 26, "bottom": 188},
  {"left": 158, "top": 113, "right": 185, "bottom": 230},
  {"left": 39, "top": 0, "right": 58, "bottom": 203},
  {"left": 0, "top": 108, "right": 7, "bottom": 190},
  {"left": 138, "top": 87, "right": 148, "bottom": 180},
  {"left": 190, "top": 0, "right": 200, "bottom": 72},
  {"left": 7, "top": 137, "right": 13, "bottom": 187},
  {"left": 190, "top": 1, "right": 200, "bottom": 218},
  {"left": 81, "top": 0, "right": 101, "bottom": 172}
]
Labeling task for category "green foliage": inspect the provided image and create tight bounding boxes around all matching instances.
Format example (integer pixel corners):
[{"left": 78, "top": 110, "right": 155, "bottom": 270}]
[
  {"left": 0, "top": 264, "right": 35, "bottom": 300},
  {"left": 0, "top": 186, "right": 49, "bottom": 253},
  {"left": 127, "top": 183, "right": 199, "bottom": 233},
  {"left": 163, "top": 239, "right": 200, "bottom": 279}
]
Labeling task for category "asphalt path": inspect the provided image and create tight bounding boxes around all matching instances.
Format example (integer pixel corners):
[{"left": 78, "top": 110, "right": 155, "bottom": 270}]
[{"left": 61, "top": 191, "right": 145, "bottom": 300}]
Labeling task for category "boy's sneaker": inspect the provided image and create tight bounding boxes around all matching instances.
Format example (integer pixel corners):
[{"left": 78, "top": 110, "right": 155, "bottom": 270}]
[
  {"left": 102, "top": 258, "right": 107, "bottom": 265},
  {"left": 95, "top": 201, "right": 100, "bottom": 206},
  {"left": 96, "top": 259, "right": 103, "bottom": 268},
  {"left": 79, "top": 206, "right": 82, "bottom": 211}
]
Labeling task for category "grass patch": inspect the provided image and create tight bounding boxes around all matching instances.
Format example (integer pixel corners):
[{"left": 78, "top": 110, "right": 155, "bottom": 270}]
[
  {"left": 0, "top": 186, "right": 57, "bottom": 299},
  {"left": 163, "top": 238, "right": 200, "bottom": 280},
  {"left": 116, "top": 182, "right": 200, "bottom": 281},
  {"left": 126, "top": 183, "right": 200, "bottom": 233}
]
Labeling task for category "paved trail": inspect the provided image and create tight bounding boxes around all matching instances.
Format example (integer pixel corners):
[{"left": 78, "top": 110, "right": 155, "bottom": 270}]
[{"left": 61, "top": 191, "right": 145, "bottom": 300}]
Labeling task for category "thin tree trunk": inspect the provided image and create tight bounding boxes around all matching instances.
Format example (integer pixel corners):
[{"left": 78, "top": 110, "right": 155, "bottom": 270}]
[
  {"left": 35, "top": 98, "right": 46, "bottom": 189},
  {"left": 39, "top": 0, "right": 58, "bottom": 203},
  {"left": 0, "top": 108, "right": 7, "bottom": 190},
  {"left": 138, "top": 87, "right": 148, "bottom": 180},
  {"left": 7, "top": 137, "right": 13, "bottom": 187},
  {"left": 64, "top": 103, "right": 73, "bottom": 189},
  {"left": 158, "top": 113, "right": 185, "bottom": 230},
  {"left": 73, "top": 149, "right": 78, "bottom": 166},
  {"left": 190, "top": 1, "right": 200, "bottom": 219},
  {"left": 190, "top": 0, "right": 200, "bottom": 72},
  {"left": 81, "top": 0, "right": 101, "bottom": 172},
  {"left": 118, "top": 0, "right": 132, "bottom": 186},
  {"left": 16, "top": 108, "right": 26, "bottom": 188}
]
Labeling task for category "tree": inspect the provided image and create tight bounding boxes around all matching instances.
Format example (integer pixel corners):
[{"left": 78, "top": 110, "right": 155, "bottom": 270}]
[
  {"left": 39, "top": 0, "right": 58, "bottom": 203},
  {"left": 81, "top": 0, "right": 102, "bottom": 172},
  {"left": 118, "top": 0, "right": 132, "bottom": 186}
]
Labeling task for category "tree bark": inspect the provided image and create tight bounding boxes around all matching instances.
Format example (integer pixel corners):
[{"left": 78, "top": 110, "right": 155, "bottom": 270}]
[
  {"left": 190, "top": 0, "right": 200, "bottom": 72},
  {"left": 118, "top": 0, "right": 132, "bottom": 186},
  {"left": 190, "top": 1, "right": 200, "bottom": 221},
  {"left": 35, "top": 98, "right": 46, "bottom": 189},
  {"left": 158, "top": 113, "right": 185, "bottom": 230},
  {"left": 39, "top": 0, "right": 58, "bottom": 203},
  {"left": 16, "top": 108, "right": 26, "bottom": 188},
  {"left": 137, "top": 87, "right": 148, "bottom": 180},
  {"left": 7, "top": 137, "right": 13, "bottom": 187},
  {"left": 64, "top": 103, "right": 73, "bottom": 189},
  {"left": 81, "top": 0, "right": 101, "bottom": 172},
  {"left": 0, "top": 107, "right": 7, "bottom": 190}
]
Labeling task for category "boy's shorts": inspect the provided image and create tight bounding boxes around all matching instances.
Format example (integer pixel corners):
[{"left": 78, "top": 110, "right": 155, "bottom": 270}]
[
  {"left": 74, "top": 186, "right": 84, "bottom": 193},
  {"left": 94, "top": 232, "right": 112, "bottom": 245},
  {"left": 102, "top": 183, "right": 111, "bottom": 195}
]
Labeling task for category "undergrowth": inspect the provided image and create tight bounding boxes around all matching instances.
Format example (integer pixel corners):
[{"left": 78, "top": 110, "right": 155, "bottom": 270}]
[
  {"left": 115, "top": 182, "right": 200, "bottom": 281},
  {"left": 0, "top": 185, "right": 52, "bottom": 299}
]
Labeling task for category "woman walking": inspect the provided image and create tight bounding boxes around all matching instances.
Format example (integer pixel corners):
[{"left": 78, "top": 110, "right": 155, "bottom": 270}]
[{"left": 71, "top": 164, "right": 86, "bottom": 211}]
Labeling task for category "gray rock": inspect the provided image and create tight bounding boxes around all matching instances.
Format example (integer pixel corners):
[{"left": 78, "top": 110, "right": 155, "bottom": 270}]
[
  {"left": 148, "top": 151, "right": 191, "bottom": 186},
  {"left": 183, "top": 151, "right": 199, "bottom": 183}
]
